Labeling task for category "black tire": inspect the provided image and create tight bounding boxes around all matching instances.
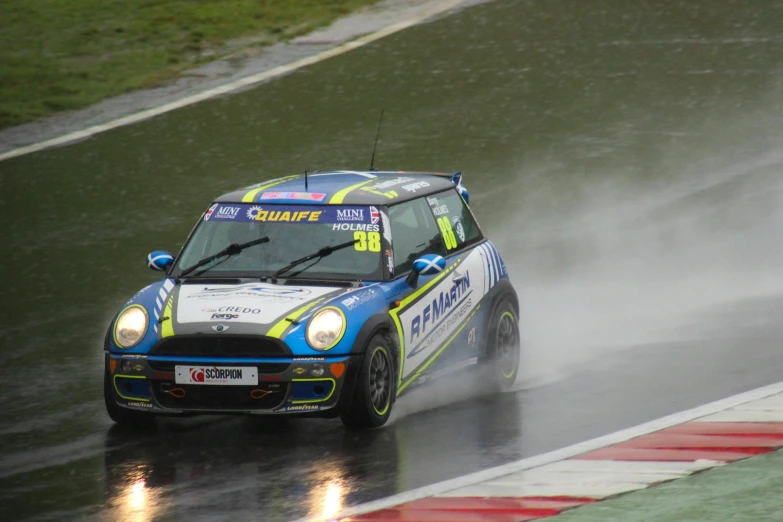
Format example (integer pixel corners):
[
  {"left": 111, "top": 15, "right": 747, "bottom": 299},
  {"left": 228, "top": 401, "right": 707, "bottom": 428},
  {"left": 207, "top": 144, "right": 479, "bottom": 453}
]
[
  {"left": 104, "top": 368, "right": 156, "bottom": 428},
  {"left": 483, "top": 300, "right": 520, "bottom": 391},
  {"left": 341, "top": 334, "right": 396, "bottom": 429}
]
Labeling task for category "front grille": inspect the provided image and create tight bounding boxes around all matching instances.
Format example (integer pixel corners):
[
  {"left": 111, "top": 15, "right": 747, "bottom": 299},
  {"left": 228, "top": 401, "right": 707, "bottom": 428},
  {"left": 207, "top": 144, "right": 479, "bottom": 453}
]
[
  {"left": 149, "top": 335, "right": 289, "bottom": 358},
  {"left": 153, "top": 383, "right": 288, "bottom": 410},
  {"left": 147, "top": 360, "right": 290, "bottom": 373}
]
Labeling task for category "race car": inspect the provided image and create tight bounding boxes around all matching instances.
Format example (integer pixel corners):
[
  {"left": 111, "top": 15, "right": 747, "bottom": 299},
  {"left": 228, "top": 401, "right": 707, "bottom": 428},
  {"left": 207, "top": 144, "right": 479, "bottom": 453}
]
[{"left": 105, "top": 170, "right": 520, "bottom": 428}]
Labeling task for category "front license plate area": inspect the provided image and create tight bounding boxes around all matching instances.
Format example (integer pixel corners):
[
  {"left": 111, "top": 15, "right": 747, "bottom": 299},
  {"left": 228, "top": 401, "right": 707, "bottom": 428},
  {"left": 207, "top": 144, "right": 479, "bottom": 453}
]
[{"left": 175, "top": 365, "right": 258, "bottom": 385}]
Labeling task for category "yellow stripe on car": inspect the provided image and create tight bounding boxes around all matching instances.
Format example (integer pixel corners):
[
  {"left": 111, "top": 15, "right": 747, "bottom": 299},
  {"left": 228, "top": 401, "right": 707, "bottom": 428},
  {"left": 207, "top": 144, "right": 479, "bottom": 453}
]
[
  {"left": 388, "top": 262, "right": 457, "bottom": 386},
  {"left": 266, "top": 299, "right": 324, "bottom": 339},
  {"left": 397, "top": 305, "right": 481, "bottom": 395},
  {"left": 161, "top": 294, "right": 175, "bottom": 338},
  {"left": 241, "top": 175, "right": 300, "bottom": 202},
  {"left": 328, "top": 179, "right": 375, "bottom": 204}
]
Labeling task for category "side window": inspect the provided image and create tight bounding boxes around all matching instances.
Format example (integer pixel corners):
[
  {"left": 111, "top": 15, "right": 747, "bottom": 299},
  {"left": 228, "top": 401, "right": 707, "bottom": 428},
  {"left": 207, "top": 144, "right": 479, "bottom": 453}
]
[
  {"left": 425, "top": 190, "right": 481, "bottom": 251},
  {"left": 389, "top": 198, "right": 448, "bottom": 274}
]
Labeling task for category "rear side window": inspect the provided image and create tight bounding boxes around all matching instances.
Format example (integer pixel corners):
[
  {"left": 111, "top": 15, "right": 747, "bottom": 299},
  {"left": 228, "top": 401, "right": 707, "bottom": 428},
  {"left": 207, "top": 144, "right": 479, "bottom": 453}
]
[
  {"left": 389, "top": 198, "right": 448, "bottom": 274},
  {"left": 425, "top": 190, "right": 481, "bottom": 251}
]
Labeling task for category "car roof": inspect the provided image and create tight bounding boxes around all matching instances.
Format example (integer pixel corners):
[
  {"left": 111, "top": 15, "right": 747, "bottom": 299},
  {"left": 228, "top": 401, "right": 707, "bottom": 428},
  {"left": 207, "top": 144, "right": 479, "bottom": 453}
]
[{"left": 215, "top": 171, "right": 457, "bottom": 205}]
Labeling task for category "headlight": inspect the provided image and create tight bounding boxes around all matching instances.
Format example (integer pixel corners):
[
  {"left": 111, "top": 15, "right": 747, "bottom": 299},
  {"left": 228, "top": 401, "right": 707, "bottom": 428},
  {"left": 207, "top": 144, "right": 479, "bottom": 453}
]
[
  {"left": 306, "top": 308, "right": 345, "bottom": 350},
  {"left": 114, "top": 305, "right": 149, "bottom": 349}
]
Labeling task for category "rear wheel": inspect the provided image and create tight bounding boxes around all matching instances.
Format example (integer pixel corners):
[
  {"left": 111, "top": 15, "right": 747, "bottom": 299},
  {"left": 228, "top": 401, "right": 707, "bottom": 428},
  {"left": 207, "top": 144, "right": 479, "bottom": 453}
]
[
  {"left": 341, "top": 334, "right": 396, "bottom": 429},
  {"left": 104, "top": 366, "right": 156, "bottom": 428},
  {"left": 484, "top": 301, "right": 520, "bottom": 390}
]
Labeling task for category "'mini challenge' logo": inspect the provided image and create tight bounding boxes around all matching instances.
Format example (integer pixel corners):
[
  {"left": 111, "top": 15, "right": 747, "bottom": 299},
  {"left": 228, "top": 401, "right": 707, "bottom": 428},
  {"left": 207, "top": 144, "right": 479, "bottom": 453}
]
[{"left": 336, "top": 208, "right": 364, "bottom": 221}]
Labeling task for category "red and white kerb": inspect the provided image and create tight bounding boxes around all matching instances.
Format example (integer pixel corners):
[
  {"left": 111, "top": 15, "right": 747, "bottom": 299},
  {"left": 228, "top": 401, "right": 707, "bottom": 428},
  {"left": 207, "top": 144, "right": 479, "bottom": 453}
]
[{"left": 327, "top": 387, "right": 783, "bottom": 522}]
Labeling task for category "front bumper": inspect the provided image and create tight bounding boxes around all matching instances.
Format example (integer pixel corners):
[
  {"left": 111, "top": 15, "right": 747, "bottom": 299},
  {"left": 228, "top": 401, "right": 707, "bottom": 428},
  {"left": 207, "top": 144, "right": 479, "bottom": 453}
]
[{"left": 107, "top": 353, "right": 357, "bottom": 415}]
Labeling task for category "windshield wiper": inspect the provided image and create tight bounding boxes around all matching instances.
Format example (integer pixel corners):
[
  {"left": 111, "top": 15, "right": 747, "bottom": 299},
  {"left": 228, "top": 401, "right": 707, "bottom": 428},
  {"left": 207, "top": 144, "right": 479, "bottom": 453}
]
[
  {"left": 272, "top": 238, "right": 358, "bottom": 281},
  {"left": 178, "top": 236, "right": 270, "bottom": 278}
]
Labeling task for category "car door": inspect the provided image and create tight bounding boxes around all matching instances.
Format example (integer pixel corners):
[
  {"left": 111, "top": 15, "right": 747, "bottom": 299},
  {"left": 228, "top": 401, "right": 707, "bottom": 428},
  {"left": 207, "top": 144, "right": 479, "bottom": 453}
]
[{"left": 389, "top": 190, "right": 489, "bottom": 394}]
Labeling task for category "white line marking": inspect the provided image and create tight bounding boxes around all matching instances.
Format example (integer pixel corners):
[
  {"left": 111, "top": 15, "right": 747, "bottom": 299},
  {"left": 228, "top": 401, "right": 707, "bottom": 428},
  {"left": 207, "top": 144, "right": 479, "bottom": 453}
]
[
  {"left": 441, "top": 482, "right": 648, "bottom": 499},
  {"left": 498, "top": 469, "right": 690, "bottom": 484},
  {"left": 732, "top": 394, "right": 783, "bottom": 410},
  {"left": 0, "top": 0, "right": 465, "bottom": 163},
  {"left": 298, "top": 381, "right": 783, "bottom": 522},
  {"left": 536, "top": 459, "right": 720, "bottom": 475},
  {"left": 696, "top": 410, "right": 783, "bottom": 422}
]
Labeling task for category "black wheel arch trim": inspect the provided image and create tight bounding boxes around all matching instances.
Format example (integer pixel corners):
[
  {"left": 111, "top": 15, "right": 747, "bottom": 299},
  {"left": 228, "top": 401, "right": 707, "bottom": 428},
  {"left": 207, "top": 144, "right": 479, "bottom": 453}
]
[
  {"left": 349, "top": 311, "right": 393, "bottom": 355},
  {"left": 489, "top": 279, "right": 519, "bottom": 316},
  {"left": 103, "top": 326, "right": 112, "bottom": 352},
  {"left": 337, "top": 312, "right": 399, "bottom": 412}
]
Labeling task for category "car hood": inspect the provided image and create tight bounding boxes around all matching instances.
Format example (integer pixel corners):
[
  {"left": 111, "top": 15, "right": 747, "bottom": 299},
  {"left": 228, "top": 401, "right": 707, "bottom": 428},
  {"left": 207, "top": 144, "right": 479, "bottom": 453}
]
[{"left": 166, "top": 281, "right": 350, "bottom": 337}]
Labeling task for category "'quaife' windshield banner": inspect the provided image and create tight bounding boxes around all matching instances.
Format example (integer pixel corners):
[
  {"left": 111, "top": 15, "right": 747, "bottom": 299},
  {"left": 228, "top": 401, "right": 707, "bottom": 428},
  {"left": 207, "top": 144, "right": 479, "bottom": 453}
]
[{"left": 204, "top": 203, "right": 380, "bottom": 225}]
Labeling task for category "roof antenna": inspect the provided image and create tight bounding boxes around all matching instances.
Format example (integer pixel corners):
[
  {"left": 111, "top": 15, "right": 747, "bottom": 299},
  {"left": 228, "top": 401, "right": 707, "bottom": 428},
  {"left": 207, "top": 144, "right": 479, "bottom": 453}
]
[
  {"left": 369, "top": 109, "right": 384, "bottom": 172},
  {"left": 305, "top": 169, "right": 308, "bottom": 191}
]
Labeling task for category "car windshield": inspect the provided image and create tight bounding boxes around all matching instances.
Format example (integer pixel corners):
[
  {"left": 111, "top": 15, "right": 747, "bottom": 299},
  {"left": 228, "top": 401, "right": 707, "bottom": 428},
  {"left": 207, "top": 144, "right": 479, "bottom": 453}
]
[{"left": 173, "top": 203, "right": 384, "bottom": 280}]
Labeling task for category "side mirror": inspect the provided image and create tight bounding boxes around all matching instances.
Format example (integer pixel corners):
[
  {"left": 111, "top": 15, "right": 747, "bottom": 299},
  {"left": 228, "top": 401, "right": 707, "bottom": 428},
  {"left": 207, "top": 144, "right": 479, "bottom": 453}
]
[
  {"left": 147, "top": 251, "right": 174, "bottom": 271},
  {"left": 406, "top": 254, "right": 446, "bottom": 288},
  {"left": 451, "top": 171, "right": 469, "bottom": 204}
]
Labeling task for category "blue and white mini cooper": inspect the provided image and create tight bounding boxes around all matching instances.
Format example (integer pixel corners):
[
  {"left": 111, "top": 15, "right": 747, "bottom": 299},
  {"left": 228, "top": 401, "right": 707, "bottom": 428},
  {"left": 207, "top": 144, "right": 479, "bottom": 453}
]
[{"left": 106, "top": 171, "right": 519, "bottom": 428}]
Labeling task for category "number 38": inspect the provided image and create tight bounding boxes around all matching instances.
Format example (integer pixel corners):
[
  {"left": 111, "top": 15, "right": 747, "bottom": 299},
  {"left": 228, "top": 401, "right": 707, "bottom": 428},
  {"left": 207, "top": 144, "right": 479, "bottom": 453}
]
[{"left": 354, "top": 231, "right": 381, "bottom": 252}]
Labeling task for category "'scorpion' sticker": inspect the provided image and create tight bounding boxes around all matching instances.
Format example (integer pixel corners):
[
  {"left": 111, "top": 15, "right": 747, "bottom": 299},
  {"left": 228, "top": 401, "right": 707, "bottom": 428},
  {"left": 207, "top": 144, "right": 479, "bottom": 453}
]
[{"left": 175, "top": 365, "right": 258, "bottom": 385}]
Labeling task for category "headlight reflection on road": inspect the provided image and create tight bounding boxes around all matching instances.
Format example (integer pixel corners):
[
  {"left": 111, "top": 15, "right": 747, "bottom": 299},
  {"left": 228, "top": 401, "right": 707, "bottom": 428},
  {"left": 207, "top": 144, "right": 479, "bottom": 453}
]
[
  {"left": 322, "top": 480, "right": 344, "bottom": 519},
  {"left": 306, "top": 465, "right": 348, "bottom": 520},
  {"left": 115, "top": 473, "right": 161, "bottom": 522},
  {"left": 129, "top": 480, "right": 146, "bottom": 510}
]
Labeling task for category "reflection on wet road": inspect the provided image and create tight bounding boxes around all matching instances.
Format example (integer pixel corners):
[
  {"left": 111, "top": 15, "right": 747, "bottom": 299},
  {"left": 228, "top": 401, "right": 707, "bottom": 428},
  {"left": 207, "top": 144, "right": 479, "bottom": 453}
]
[{"left": 2, "top": 0, "right": 783, "bottom": 520}]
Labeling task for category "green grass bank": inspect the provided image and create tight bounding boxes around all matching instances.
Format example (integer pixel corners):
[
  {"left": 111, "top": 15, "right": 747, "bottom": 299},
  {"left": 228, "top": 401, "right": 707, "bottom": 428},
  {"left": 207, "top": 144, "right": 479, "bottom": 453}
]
[
  {"left": 552, "top": 449, "right": 783, "bottom": 522},
  {"left": 0, "top": 0, "right": 382, "bottom": 129}
]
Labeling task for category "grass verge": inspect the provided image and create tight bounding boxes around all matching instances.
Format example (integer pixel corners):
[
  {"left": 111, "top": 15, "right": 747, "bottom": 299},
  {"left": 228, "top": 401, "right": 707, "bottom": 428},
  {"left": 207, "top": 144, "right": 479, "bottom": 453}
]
[
  {"left": 552, "top": 449, "right": 783, "bottom": 521},
  {"left": 0, "top": 0, "right": 383, "bottom": 129}
]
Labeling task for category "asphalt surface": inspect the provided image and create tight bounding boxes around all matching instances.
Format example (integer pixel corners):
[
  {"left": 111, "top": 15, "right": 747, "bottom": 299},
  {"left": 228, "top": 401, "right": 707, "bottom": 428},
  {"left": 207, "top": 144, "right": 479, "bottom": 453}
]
[{"left": 2, "top": 0, "right": 783, "bottom": 520}]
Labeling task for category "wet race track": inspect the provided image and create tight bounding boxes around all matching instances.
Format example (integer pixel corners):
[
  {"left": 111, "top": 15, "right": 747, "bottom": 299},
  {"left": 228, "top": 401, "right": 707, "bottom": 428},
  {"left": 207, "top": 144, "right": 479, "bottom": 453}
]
[{"left": 2, "top": 0, "right": 783, "bottom": 520}]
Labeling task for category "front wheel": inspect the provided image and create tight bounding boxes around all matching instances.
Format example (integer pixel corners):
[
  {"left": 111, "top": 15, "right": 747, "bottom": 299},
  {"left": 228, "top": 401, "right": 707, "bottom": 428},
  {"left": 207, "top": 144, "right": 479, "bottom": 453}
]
[
  {"left": 484, "top": 300, "right": 520, "bottom": 391},
  {"left": 341, "top": 334, "right": 396, "bottom": 429}
]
